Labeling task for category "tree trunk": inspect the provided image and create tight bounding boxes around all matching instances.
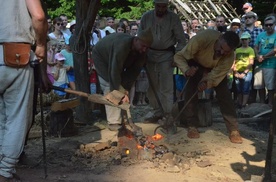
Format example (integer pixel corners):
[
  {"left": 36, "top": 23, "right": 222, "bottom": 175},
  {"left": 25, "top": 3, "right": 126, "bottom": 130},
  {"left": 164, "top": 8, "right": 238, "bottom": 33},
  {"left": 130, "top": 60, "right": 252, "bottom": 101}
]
[{"left": 71, "top": 0, "right": 100, "bottom": 123}]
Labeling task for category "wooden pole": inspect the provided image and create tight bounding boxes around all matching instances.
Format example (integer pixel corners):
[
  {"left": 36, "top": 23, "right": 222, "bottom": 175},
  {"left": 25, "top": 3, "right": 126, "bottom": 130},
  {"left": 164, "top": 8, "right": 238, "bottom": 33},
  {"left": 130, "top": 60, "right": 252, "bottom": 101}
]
[
  {"left": 263, "top": 91, "right": 276, "bottom": 181},
  {"left": 71, "top": 0, "right": 101, "bottom": 123}
]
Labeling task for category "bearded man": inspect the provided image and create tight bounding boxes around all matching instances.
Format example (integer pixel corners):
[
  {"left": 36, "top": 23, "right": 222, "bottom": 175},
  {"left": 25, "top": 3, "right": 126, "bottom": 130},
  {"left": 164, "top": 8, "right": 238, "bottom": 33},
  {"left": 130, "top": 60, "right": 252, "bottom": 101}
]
[
  {"left": 174, "top": 29, "right": 243, "bottom": 144},
  {"left": 92, "top": 28, "right": 153, "bottom": 131},
  {"left": 139, "top": 0, "right": 186, "bottom": 123}
]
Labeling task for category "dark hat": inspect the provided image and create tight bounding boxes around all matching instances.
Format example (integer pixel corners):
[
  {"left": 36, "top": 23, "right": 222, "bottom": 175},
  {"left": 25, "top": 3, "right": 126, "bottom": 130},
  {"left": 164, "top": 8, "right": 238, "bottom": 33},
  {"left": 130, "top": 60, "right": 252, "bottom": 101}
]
[
  {"left": 137, "top": 28, "right": 153, "bottom": 46},
  {"left": 244, "top": 11, "right": 257, "bottom": 19}
]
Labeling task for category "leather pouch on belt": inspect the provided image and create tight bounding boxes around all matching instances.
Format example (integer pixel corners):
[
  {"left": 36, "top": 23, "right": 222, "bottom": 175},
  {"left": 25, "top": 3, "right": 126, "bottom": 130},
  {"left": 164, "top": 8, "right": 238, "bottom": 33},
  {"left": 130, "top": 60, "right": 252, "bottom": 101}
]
[{"left": 3, "top": 43, "right": 31, "bottom": 68}]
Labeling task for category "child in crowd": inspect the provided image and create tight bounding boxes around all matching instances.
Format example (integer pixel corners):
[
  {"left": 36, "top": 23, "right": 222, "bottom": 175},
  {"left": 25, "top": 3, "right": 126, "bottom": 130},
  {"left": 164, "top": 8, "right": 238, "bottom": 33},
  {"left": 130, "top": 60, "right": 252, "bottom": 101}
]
[
  {"left": 52, "top": 53, "right": 70, "bottom": 97},
  {"left": 136, "top": 68, "right": 149, "bottom": 106},
  {"left": 116, "top": 22, "right": 127, "bottom": 33},
  {"left": 88, "top": 50, "right": 97, "bottom": 94},
  {"left": 233, "top": 32, "right": 255, "bottom": 108},
  {"left": 60, "top": 35, "right": 76, "bottom": 90}
]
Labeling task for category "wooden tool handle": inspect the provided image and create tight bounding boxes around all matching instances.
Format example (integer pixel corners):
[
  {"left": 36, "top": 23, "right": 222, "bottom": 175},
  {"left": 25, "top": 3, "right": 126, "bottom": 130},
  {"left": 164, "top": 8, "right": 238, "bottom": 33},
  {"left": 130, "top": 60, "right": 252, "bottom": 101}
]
[{"left": 51, "top": 86, "right": 89, "bottom": 98}]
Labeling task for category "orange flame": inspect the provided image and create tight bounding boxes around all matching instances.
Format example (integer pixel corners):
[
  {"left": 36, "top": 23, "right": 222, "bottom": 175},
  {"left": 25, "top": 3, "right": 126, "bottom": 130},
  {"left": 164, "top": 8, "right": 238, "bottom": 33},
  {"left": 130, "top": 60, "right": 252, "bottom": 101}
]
[
  {"left": 152, "top": 133, "right": 163, "bottom": 141},
  {"left": 137, "top": 144, "right": 143, "bottom": 149}
]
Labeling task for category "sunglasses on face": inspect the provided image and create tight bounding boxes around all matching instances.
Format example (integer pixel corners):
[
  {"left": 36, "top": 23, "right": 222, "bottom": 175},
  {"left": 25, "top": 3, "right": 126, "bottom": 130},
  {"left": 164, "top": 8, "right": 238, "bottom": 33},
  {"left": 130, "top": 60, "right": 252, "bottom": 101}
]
[
  {"left": 56, "top": 23, "right": 63, "bottom": 26},
  {"left": 245, "top": 16, "right": 253, "bottom": 20},
  {"left": 264, "top": 23, "right": 274, "bottom": 27}
]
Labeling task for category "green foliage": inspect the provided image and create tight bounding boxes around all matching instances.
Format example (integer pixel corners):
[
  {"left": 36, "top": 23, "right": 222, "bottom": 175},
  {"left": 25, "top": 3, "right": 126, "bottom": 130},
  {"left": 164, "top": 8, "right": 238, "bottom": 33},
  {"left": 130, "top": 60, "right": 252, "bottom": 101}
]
[
  {"left": 45, "top": 0, "right": 76, "bottom": 20},
  {"left": 116, "top": 1, "right": 154, "bottom": 20},
  {"left": 45, "top": 0, "right": 153, "bottom": 21},
  {"left": 44, "top": 0, "right": 275, "bottom": 22}
]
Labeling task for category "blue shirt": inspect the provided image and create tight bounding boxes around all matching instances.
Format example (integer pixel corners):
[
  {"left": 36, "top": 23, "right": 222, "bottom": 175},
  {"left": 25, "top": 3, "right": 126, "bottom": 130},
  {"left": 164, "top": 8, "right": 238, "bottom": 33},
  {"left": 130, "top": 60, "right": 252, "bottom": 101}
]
[
  {"left": 255, "top": 31, "right": 276, "bottom": 68},
  {"left": 244, "top": 27, "right": 263, "bottom": 48}
]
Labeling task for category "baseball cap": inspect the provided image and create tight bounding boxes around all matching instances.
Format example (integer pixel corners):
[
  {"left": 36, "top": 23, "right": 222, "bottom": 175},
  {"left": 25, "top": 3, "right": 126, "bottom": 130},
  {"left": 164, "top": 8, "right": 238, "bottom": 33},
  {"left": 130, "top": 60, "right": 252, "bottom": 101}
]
[
  {"left": 240, "top": 32, "right": 251, "bottom": 39},
  {"left": 231, "top": 18, "right": 241, "bottom": 24},
  {"left": 103, "top": 26, "right": 115, "bottom": 34},
  {"left": 137, "top": 28, "right": 153, "bottom": 46},
  {"left": 154, "top": 0, "right": 169, "bottom": 3},
  {"left": 243, "top": 2, "right": 252, "bottom": 9},
  {"left": 55, "top": 53, "right": 66, "bottom": 61}
]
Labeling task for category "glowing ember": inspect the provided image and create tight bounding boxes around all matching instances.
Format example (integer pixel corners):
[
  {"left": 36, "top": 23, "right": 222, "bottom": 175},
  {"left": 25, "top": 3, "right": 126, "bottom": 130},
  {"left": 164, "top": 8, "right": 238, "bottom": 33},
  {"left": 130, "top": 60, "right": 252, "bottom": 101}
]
[{"left": 152, "top": 133, "right": 163, "bottom": 141}]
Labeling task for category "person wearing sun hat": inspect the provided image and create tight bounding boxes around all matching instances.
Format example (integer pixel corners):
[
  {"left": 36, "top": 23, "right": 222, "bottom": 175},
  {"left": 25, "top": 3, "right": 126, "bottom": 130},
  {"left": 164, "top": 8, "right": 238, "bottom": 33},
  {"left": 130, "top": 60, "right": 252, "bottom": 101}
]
[
  {"left": 239, "top": 11, "right": 263, "bottom": 104},
  {"left": 233, "top": 32, "right": 255, "bottom": 108},
  {"left": 230, "top": 18, "right": 241, "bottom": 34},
  {"left": 241, "top": 11, "right": 262, "bottom": 48},
  {"left": 52, "top": 53, "right": 70, "bottom": 97},
  {"left": 69, "top": 20, "right": 76, "bottom": 34},
  {"left": 92, "top": 28, "right": 153, "bottom": 131}
]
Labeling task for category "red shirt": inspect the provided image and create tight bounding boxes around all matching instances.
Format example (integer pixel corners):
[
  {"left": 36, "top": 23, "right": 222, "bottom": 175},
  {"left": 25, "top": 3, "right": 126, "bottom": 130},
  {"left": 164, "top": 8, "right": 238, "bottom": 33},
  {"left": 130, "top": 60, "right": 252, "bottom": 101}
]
[{"left": 88, "top": 58, "right": 97, "bottom": 83}]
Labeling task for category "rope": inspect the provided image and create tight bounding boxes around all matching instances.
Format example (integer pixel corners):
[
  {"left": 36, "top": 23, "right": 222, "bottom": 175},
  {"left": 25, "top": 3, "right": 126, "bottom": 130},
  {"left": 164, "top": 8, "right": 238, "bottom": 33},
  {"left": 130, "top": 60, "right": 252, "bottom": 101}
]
[{"left": 72, "top": 0, "right": 97, "bottom": 55}]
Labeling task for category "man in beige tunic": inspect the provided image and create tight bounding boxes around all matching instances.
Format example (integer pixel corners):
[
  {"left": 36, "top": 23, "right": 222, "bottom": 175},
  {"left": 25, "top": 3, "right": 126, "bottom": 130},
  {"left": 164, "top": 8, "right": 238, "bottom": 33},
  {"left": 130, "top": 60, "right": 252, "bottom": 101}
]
[{"left": 174, "top": 29, "right": 243, "bottom": 144}]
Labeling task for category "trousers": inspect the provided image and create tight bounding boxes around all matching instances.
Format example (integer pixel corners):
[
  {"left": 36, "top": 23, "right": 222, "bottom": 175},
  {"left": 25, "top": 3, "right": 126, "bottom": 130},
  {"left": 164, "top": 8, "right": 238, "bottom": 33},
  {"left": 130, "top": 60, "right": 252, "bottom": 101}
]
[
  {"left": 183, "top": 66, "right": 238, "bottom": 132},
  {"left": 98, "top": 76, "right": 121, "bottom": 125},
  {"left": 146, "top": 61, "right": 174, "bottom": 116},
  {"left": 0, "top": 45, "right": 34, "bottom": 177}
]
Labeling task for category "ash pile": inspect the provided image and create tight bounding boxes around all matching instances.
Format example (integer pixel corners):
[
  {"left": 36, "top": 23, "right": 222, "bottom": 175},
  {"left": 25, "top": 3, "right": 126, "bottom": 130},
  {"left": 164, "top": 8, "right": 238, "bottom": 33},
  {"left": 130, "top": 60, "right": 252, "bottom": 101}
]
[{"left": 74, "top": 126, "right": 213, "bottom": 174}]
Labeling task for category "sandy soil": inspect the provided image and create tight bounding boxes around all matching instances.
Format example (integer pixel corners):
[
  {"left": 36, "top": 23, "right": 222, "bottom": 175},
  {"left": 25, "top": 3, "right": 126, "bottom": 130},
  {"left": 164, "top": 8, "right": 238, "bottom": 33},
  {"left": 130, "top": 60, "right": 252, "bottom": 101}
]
[{"left": 15, "top": 103, "right": 276, "bottom": 182}]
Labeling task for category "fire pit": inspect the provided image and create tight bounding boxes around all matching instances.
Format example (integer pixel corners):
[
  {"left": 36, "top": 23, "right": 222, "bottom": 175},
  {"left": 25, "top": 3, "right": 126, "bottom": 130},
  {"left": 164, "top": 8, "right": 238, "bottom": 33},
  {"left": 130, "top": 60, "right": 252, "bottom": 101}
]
[{"left": 117, "top": 126, "right": 168, "bottom": 160}]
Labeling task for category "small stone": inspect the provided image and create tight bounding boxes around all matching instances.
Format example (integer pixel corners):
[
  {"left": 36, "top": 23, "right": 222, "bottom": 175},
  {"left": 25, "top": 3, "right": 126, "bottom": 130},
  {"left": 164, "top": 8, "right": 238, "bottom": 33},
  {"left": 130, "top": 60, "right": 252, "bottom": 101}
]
[
  {"left": 166, "top": 165, "right": 181, "bottom": 173},
  {"left": 196, "top": 160, "right": 212, "bottom": 168},
  {"left": 161, "top": 152, "right": 174, "bottom": 161},
  {"left": 94, "top": 141, "right": 111, "bottom": 151}
]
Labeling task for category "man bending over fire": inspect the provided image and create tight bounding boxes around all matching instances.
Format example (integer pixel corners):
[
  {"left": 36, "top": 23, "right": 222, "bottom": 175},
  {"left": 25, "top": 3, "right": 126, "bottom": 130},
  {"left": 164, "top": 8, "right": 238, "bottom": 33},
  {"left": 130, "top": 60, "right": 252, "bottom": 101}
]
[
  {"left": 174, "top": 29, "right": 243, "bottom": 144},
  {"left": 92, "top": 28, "right": 153, "bottom": 131}
]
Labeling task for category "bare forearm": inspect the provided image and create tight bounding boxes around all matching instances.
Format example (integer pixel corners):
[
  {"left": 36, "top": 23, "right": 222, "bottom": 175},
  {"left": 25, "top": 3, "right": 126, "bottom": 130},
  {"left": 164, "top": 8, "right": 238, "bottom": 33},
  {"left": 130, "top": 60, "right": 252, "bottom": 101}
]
[
  {"left": 263, "top": 49, "right": 276, "bottom": 59},
  {"left": 26, "top": 0, "right": 47, "bottom": 46}
]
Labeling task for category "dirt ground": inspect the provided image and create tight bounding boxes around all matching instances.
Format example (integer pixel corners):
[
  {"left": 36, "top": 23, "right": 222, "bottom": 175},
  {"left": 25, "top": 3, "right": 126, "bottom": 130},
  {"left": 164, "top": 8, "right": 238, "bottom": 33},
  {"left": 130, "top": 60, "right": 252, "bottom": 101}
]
[{"left": 15, "top": 101, "right": 276, "bottom": 182}]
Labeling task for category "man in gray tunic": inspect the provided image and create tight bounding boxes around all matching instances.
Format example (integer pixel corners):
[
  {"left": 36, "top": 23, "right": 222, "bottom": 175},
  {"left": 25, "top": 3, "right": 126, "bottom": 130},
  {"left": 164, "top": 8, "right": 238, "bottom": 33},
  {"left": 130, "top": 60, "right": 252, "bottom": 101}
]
[
  {"left": 92, "top": 29, "right": 153, "bottom": 131},
  {"left": 0, "top": 0, "right": 50, "bottom": 180},
  {"left": 139, "top": 0, "right": 187, "bottom": 123}
]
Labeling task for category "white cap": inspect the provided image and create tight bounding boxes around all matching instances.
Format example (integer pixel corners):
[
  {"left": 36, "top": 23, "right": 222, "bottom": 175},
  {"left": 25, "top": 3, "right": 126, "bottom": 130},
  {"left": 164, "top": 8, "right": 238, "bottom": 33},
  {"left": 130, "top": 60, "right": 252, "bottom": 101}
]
[
  {"left": 231, "top": 18, "right": 241, "bottom": 24},
  {"left": 70, "top": 20, "right": 76, "bottom": 28},
  {"left": 103, "top": 26, "right": 116, "bottom": 34}
]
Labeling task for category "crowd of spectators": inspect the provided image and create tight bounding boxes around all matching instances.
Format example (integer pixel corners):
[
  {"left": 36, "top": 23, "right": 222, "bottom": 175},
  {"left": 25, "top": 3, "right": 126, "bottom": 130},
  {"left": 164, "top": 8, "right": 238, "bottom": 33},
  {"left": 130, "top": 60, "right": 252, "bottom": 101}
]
[{"left": 46, "top": 2, "right": 276, "bottom": 111}]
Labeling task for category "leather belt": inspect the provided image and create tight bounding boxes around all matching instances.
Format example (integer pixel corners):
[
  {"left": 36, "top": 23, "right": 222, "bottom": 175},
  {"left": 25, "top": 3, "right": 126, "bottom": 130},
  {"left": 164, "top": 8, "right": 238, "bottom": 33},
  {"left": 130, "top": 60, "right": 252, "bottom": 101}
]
[
  {"left": 0, "top": 45, "right": 4, "bottom": 65},
  {"left": 150, "top": 45, "right": 175, "bottom": 52}
]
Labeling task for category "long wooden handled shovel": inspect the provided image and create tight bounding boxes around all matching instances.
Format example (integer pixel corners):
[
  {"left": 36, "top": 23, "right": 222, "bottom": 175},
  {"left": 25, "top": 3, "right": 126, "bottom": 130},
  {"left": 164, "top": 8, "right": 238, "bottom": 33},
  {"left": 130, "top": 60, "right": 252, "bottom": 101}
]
[{"left": 51, "top": 86, "right": 130, "bottom": 111}]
